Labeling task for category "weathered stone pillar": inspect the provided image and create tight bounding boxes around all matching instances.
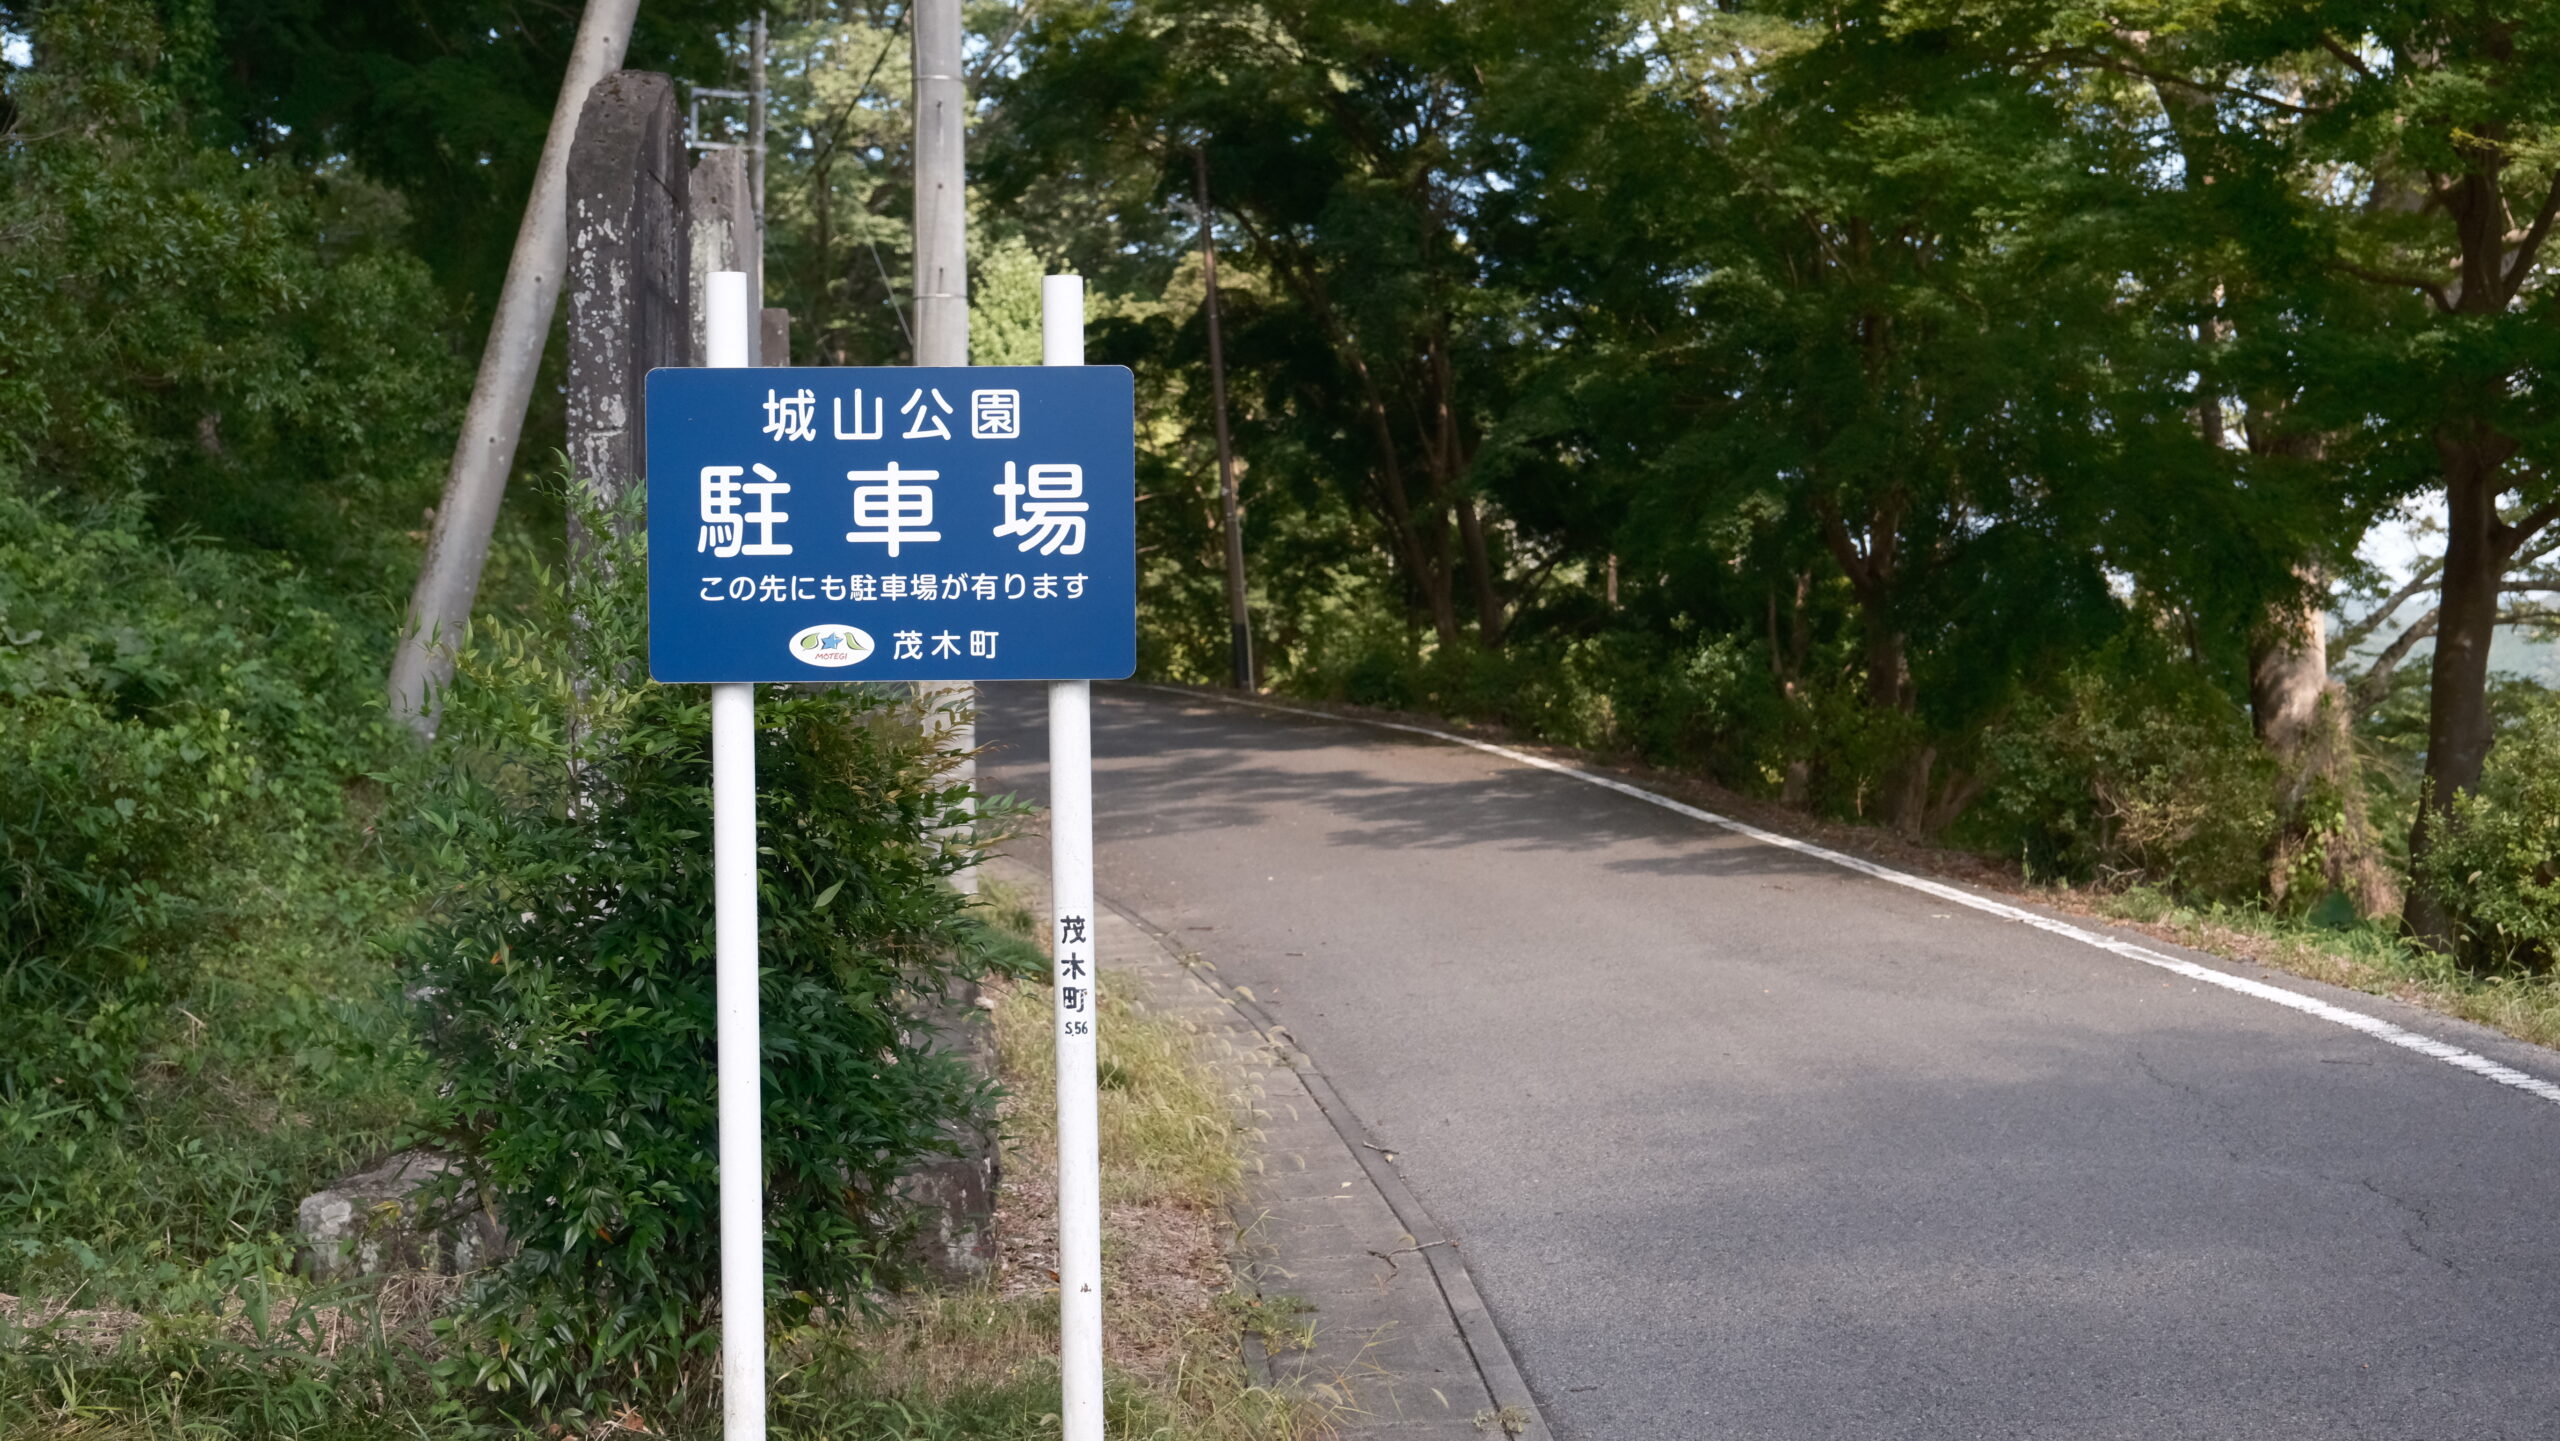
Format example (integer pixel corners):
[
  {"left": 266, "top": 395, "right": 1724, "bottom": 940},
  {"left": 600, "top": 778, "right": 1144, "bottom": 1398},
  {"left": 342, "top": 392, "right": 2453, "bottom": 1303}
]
[
  {"left": 567, "top": 70, "right": 689, "bottom": 542},
  {"left": 687, "top": 146, "right": 760, "bottom": 366}
]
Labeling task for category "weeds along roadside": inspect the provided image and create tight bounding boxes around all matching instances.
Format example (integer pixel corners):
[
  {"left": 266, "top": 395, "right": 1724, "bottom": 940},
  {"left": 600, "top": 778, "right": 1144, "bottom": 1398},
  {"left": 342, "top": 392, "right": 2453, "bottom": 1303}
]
[
  {"left": 0, "top": 483, "right": 1324, "bottom": 1435},
  {"left": 2084, "top": 886, "right": 2560, "bottom": 1054},
  {"left": 0, "top": 873, "right": 1328, "bottom": 1441},
  {"left": 770, "top": 875, "right": 1332, "bottom": 1441},
  {"left": 0, "top": 488, "right": 438, "bottom": 1318}
]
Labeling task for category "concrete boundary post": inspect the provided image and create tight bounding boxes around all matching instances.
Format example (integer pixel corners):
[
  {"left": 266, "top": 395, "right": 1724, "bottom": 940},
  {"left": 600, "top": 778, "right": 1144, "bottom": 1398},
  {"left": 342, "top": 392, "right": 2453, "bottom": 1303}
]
[{"left": 567, "top": 70, "right": 690, "bottom": 549}]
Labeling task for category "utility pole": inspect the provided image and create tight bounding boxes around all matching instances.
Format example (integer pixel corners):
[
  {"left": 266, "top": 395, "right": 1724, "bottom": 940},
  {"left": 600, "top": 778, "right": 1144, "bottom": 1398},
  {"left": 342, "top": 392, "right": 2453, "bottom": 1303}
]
[
  {"left": 1193, "top": 146, "right": 1254, "bottom": 690},
  {"left": 912, "top": 0, "right": 966, "bottom": 367},
  {"left": 749, "top": 11, "right": 767, "bottom": 221},
  {"left": 912, "top": 0, "right": 974, "bottom": 888},
  {"left": 390, "top": 0, "right": 640, "bottom": 735}
]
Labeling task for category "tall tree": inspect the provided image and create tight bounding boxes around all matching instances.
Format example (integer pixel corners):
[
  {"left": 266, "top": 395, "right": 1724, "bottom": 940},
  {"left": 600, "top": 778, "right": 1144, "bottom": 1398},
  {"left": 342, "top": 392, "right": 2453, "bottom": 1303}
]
[
  {"left": 2034, "top": 8, "right": 2400, "bottom": 908},
  {"left": 990, "top": 0, "right": 1638, "bottom": 649},
  {"left": 0, "top": 0, "right": 460, "bottom": 581},
  {"left": 2191, "top": 7, "right": 2560, "bottom": 942},
  {"left": 1623, "top": 4, "right": 2228, "bottom": 832},
  {"left": 153, "top": 0, "right": 756, "bottom": 321}
]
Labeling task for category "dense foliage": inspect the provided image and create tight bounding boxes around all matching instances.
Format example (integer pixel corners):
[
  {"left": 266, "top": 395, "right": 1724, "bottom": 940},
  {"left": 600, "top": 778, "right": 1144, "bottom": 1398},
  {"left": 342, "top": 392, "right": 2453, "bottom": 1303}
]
[
  {"left": 0, "top": 0, "right": 452, "bottom": 1294},
  {"left": 0, "top": 0, "right": 457, "bottom": 578},
  {"left": 9, "top": 0, "right": 2560, "bottom": 1428},
  {"left": 407, "top": 495, "right": 1016, "bottom": 1410},
  {"left": 0, "top": 497, "right": 289, "bottom": 1120},
  {"left": 2414, "top": 691, "right": 2560, "bottom": 973},
  {"left": 2, "top": 9, "right": 1007, "bottom": 1421},
  {"left": 0, "top": 487, "right": 424, "bottom": 1296},
  {"left": 971, "top": 0, "right": 2560, "bottom": 948}
]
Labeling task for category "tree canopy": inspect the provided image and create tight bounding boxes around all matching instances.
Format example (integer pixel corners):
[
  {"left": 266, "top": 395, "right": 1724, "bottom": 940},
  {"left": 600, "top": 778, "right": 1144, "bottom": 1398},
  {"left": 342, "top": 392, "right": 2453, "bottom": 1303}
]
[{"left": 972, "top": 0, "right": 2560, "bottom": 926}]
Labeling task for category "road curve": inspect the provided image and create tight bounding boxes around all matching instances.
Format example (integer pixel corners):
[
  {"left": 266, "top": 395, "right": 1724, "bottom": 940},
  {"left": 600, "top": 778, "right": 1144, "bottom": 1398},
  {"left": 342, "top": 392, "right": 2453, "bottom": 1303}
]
[{"left": 979, "top": 684, "right": 2560, "bottom": 1441}]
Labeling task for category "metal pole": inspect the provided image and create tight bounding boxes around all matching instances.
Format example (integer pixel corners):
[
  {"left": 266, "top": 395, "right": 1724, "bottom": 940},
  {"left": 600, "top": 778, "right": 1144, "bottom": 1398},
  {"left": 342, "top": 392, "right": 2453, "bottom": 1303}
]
[
  {"left": 1192, "top": 146, "right": 1254, "bottom": 690},
  {"left": 705, "top": 271, "right": 767, "bottom": 1441},
  {"left": 390, "top": 0, "right": 640, "bottom": 735},
  {"left": 912, "top": 0, "right": 975, "bottom": 889},
  {"left": 1044, "top": 274, "right": 1104, "bottom": 1441}
]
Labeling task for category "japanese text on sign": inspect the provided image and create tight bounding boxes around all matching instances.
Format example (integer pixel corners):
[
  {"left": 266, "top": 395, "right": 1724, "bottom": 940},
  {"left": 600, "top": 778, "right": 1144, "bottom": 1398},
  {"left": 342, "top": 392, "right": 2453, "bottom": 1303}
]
[
  {"left": 1056, "top": 914, "right": 1092, "bottom": 1037},
  {"left": 646, "top": 366, "right": 1135, "bottom": 684}
]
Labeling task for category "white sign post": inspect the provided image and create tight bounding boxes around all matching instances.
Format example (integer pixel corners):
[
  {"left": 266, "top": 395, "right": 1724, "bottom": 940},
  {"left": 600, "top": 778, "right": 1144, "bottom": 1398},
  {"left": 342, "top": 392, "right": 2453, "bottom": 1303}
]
[
  {"left": 704, "top": 270, "right": 769, "bottom": 1441},
  {"left": 656, "top": 270, "right": 1126, "bottom": 1441},
  {"left": 1043, "top": 273, "right": 1106, "bottom": 1441}
]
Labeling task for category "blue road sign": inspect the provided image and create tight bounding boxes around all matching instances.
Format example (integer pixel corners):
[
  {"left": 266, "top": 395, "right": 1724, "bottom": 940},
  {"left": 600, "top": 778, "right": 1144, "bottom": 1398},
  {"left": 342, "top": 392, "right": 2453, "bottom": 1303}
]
[{"left": 643, "top": 366, "right": 1136, "bottom": 683}]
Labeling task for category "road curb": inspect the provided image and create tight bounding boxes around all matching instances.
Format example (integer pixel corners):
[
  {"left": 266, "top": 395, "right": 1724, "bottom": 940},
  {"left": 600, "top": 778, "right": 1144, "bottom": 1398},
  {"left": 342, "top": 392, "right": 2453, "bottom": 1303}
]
[{"left": 1097, "top": 892, "right": 1555, "bottom": 1441}]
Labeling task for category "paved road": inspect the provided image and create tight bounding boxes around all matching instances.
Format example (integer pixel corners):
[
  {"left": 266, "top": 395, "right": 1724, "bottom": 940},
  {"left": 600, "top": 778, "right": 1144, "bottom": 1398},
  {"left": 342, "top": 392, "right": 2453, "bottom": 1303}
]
[{"left": 980, "top": 685, "right": 2560, "bottom": 1440}]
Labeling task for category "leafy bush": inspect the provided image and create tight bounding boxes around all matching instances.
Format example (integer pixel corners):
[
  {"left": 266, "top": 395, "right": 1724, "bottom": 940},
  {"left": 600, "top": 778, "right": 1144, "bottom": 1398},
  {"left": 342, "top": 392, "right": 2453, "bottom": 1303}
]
[
  {"left": 2412, "top": 689, "right": 2560, "bottom": 973},
  {"left": 0, "top": 486, "right": 403, "bottom": 1272},
  {"left": 0, "top": 0, "right": 459, "bottom": 1303},
  {"left": 0, "top": 0, "right": 457, "bottom": 584},
  {"left": 406, "top": 493, "right": 1019, "bottom": 1413},
  {"left": 1290, "top": 620, "right": 1777, "bottom": 768},
  {"left": 1970, "top": 652, "right": 2276, "bottom": 901}
]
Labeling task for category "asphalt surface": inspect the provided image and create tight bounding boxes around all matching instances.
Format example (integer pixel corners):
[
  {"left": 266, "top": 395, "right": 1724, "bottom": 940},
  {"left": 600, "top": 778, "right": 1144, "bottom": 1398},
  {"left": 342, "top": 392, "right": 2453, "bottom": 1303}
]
[{"left": 979, "top": 684, "right": 2560, "bottom": 1440}]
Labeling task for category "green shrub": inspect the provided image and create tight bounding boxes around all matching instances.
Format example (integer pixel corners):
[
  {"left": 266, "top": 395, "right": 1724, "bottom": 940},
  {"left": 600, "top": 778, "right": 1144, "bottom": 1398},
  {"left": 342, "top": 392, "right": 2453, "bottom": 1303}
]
[
  {"left": 0, "top": 1, "right": 461, "bottom": 1297},
  {"left": 0, "top": 487, "right": 401, "bottom": 1265},
  {"left": 1970, "top": 653, "right": 2276, "bottom": 901},
  {"left": 1289, "top": 620, "right": 1776, "bottom": 769},
  {"left": 2413, "top": 689, "right": 2560, "bottom": 972},
  {"left": 0, "top": 0, "right": 457, "bottom": 585},
  {"left": 406, "top": 491, "right": 1021, "bottom": 1414}
]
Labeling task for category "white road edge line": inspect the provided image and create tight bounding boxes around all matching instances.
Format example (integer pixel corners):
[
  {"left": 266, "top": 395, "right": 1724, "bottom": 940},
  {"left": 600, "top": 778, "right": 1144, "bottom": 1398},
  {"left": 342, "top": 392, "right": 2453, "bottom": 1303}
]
[{"left": 1130, "top": 683, "right": 2560, "bottom": 1110}]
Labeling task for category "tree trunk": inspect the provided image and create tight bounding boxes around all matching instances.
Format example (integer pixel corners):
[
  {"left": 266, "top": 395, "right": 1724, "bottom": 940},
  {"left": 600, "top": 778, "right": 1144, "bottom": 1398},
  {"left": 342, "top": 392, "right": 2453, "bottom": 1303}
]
[
  {"left": 1341, "top": 330, "right": 1457, "bottom": 647},
  {"left": 1368, "top": 456, "right": 1457, "bottom": 647},
  {"left": 1858, "top": 611, "right": 1929, "bottom": 832},
  {"left": 1862, "top": 618, "right": 1909, "bottom": 714},
  {"left": 2406, "top": 431, "right": 2508, "bottom": 944},
  {"left": 1426, "top": 506, "right": 1460, "bottom": 644},
  {"left": 1768, "top": 575, "right": 1813, "bottom": 805},
  {"left": 1820, "top": 497, "right": 1930, "bottom": 831},
  {"left": 1193, "top": 147, "right": 1255, "bottom": 689},
  {"left": 1455, "top": 495, "right": 1503, "bottom": 644},
  {"left": 1865, "top": 623, "right": 1930, "bottom": 833},
  {"left": 1410, "top": 544, "right": 1460, "bottom": 648},
  {"left": 2254, "top": 585, "right": 2398, "bottom": 916},
  {"left": 2249, "top": 589, "right": 2326, "bottom": 761},
  {"left": 1423, "top": 325, "right": 1501, "bottom": 645},
  {"left": 1239, "top": 242, "right": 1463, "bottom": 650}
]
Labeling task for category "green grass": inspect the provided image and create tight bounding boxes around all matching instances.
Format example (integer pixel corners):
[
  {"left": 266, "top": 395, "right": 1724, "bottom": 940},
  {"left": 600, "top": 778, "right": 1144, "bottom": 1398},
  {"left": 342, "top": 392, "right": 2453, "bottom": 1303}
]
[
  {"left": 1, "top": 805, "right": 425, "bottom": 1305},
  {"left": 0, "top": 787, "right": 440, "bottom": 1438},
  {"left": 988, "top": 965, "right": 1245, "bottom": 1213},
  {"left": 2087, "top": 884, "right": 2560, "bottom": 1049},
  {"left": 1, "top": 871, "right": 1324, "bottom": 1440},
  {"left": 763, "top": 1291, "right": 1319, "bottom": 1441}
]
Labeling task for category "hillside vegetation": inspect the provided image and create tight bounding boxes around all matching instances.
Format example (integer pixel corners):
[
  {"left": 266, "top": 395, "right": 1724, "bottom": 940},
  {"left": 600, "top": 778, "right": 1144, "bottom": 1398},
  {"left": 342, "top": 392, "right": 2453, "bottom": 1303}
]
[{"left": 7, "top": 0, "right": 2560, "bottom": 1432}]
